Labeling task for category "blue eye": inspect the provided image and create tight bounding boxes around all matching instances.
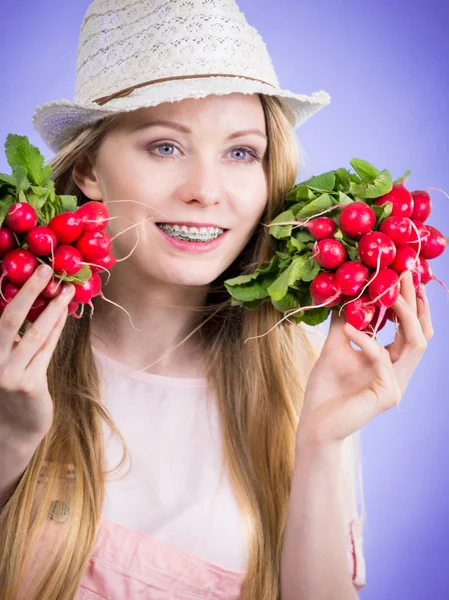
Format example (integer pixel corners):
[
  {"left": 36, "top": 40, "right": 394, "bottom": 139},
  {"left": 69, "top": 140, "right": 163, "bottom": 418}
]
[{"left": 147, "top": 142, "right": 262, "bottom": 164}]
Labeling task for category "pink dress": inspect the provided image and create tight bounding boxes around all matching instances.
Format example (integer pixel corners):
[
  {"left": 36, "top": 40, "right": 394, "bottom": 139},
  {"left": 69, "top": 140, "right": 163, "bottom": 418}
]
[{"left": 22, "top": 334, "right": 366, "bottom": 599}]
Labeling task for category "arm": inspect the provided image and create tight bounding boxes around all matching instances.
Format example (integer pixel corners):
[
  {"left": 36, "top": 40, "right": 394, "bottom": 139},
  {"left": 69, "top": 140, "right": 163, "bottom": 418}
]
[
  {"left": 280, "top": 436, "right": 359, "bottom": 600},
  {"left": 0, "top": 431, "right": 40, "bottom": 513}
]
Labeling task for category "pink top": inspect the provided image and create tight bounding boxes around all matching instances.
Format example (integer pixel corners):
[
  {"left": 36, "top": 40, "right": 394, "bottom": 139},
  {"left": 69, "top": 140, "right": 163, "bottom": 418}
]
[{"left": 21, "top": 333, "right": 367, "bottom": 599}]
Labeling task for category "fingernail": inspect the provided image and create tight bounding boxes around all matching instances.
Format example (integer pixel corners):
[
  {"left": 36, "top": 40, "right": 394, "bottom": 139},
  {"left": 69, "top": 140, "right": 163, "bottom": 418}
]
[
  {"left": 37, "top": 264, "right": 52, "bottom": 278},
  {"left": 62, "top": 284, "right": 74, "bottom": 296},
  {"left": 397, "top": 294, "right": 405, "bottom": 303}
]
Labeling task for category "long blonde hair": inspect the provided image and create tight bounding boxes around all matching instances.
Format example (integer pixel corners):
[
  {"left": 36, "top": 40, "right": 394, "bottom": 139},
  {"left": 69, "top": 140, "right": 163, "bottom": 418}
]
[{"left": 0, "top": 95, "right": 323, "bottom": 599}]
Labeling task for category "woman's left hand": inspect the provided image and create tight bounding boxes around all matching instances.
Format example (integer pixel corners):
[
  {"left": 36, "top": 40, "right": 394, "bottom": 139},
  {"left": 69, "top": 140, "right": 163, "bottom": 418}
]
[{"left": 298, "top": 271, "right": 434, "bottom": 447}]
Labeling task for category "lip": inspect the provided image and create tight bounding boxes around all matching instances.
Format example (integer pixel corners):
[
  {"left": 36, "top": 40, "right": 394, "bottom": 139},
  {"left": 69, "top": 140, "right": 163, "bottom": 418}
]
[{"left": 156, "top": 222, "right": 227, "bottom": 229}]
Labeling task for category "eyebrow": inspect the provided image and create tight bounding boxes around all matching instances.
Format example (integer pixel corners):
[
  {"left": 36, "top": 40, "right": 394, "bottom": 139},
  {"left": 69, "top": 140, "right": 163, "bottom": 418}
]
[{"left": 131, "top": 119, "right": 267, "bottom": 141}]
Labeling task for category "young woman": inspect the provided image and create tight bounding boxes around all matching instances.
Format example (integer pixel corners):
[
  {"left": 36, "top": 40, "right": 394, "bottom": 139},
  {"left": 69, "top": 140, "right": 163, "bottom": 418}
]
[{"left": 0, "top": 1, "right": 433, "bottom": 599}]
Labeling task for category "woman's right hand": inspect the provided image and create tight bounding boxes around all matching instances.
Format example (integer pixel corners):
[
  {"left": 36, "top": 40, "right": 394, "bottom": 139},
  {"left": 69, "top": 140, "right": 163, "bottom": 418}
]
[{"left": 0, "top": 264, "right": 75, "bottom": 443}]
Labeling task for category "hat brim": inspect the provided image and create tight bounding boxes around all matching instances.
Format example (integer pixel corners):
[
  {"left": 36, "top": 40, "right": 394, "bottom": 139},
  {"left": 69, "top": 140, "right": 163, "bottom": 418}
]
[{"left": 32, "top": 76, "right": 331, "bottom": 153}]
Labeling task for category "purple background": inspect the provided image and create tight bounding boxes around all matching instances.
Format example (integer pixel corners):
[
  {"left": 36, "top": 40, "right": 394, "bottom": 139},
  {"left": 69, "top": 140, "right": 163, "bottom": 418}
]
[{"left": 1, "top": 1, "right": 448, "bottom": 597}]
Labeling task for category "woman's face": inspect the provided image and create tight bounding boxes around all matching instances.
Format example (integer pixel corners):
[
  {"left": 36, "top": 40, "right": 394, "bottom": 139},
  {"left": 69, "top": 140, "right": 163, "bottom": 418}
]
[{"left": 74, "top": 93, "right": 269, "bottom": 288}]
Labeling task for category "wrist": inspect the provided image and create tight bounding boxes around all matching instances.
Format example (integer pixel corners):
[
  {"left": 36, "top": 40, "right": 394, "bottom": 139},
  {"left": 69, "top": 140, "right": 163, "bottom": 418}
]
[{"left": 295, "top": 419, "right": 345, "bottom": 457}]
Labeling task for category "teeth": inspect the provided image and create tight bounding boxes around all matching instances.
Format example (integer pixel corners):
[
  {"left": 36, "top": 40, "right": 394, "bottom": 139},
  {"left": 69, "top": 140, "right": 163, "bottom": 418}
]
[{"left": 158, "top": 223, "right": 224, "bottom": 241}]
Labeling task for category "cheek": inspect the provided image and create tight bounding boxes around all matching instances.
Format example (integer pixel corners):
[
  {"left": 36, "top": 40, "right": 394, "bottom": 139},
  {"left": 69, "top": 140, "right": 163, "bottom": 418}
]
[{"left": 231, "top": 171, "right": 268, "bottom": 223}]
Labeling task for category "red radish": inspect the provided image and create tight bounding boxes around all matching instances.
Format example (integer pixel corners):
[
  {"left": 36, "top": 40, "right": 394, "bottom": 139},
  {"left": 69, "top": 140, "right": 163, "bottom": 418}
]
[
  {"left": 3, "top": 282, "right": 21, "bottom": 303},
  {"left": 90, "top": 253, "right": 117, "bottom": 274},
  {"left": 313, "top": 238, "right": 347, "bottom": 270},
  {"left": 1, "top": 249, "right": 38, "bottom": 284},
  {"left": 5, "top": 202, "right": 38, "bottom": 234},
  {"left": 339, "top": 201, "right": 376, "bottom": 239},
  {"left": 72, "top": 276, "right": 98, "bottom": 304},
  {"left": 379, "top": 216, "right": 412, "bottom": 247},
  {"left": 48, "top": 211, "right": 83, "bottom": 244},
  {"left": 411, "top": 190, "right": 432, "bottom": 222},
  {"left": 77, "top": 201, "right": 109, "bottom": 232},
  {"left": 419, "top": 225, "right": 447, "bottom": 259},
  {"left": 368, "top": 269, "right": 400, "bottom": 308},
  {"left": 301, "top": 217, "right": 337, "bottom": 240},
  {"left": 407, "top": 220, "right": 429, "bottom": 251},
  {"left": 75, "top": 231, "right": 112, "bottom": 262},
  {"left": 391, "top": 245, "right": 417, "bottom": 274},
  {"left": 358, "top": 232, "right": 397, "bottom": 269},
  {"left": 0, "top": 227, "right": 17, "bottom": 258},
  {"left": 412, "top": 256, "right": 449, "bottom": 294},
  {"left": 374, "top": 183, "right": 414, "bottom": 218},
  {"left": 310, "top": 272, "right": 342, "bottom": 307},
  {"left": 51, "top": 245, "right": 83, "bottom": 276},
  {"left": 90, "top": 273, "right": 103, "bottom": 297},
  {"left": 41, "top": 276, "right": 63, "bottom": 299},
  {"left": 26, "top": 297, "right": 50, "bottom": 323},
  {"left": 26, "top": 226, "right": 58, "bottom": 256},
  {"left": 412, "top": 257, "right": 433, "bottom": 286},
  {"left": 363, "top": 305, "right": 388, "bottom": 334},
  {"left": 344, "top": 292, "right": 376, "bottom": 330},
  {"left": 68, "top": 301, "right": 80, "bottom": 317},
  {"left": 335, "top": 261, "right": 369, "bottom": 296}
]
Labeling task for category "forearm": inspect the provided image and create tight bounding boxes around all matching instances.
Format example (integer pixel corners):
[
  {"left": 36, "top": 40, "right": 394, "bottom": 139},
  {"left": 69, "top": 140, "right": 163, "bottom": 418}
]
[
  {"left": 0, "top": 429, "right": 40, "bottom": 513},
  {"left": 280, "top": 436, "right": 358, "bottom": 600}
]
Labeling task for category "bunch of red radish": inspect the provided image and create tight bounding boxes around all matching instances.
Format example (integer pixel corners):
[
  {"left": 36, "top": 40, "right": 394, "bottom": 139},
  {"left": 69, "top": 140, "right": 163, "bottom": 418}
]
[
  {"left": 0, "top": 201, "right": 116, "bottom": 322},
  {"left": 308, "top": 184, "right": 447, "bottom": 333}
]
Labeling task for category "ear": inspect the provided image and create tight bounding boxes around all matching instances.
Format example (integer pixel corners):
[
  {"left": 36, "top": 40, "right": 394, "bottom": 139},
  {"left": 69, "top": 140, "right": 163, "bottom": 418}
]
[{"left": 72, "top": 154, "right": 103, "bottom": 201}]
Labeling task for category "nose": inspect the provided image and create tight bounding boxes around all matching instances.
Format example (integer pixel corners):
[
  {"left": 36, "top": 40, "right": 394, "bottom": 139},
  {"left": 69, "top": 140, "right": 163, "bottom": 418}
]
[{"left": 178, "top": 156, "right": 224, "bottom": 206}]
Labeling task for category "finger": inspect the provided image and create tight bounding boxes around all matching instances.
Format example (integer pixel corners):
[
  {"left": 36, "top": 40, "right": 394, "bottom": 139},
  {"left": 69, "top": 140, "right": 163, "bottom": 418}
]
[
  {"left": 343, "top": 323, "right": 401, "bottom": 409},
  {"left": 417, "top": 285, "right": 434, "bottom": 340},
  {"left": 400, "top": 271, "right": 417, "bottom": 316},
  {"left": 390, "top": 294, "right": 427, "bottom": 351},
  {"left": 0, "top": 265, "right": 54, "bottom": 359},
  {"left": 324, "top": 310, "right": 351, "bottom": 349},
  {"left": 12, "top": 285, "right": 75, "bottom": 371},
  {"left": 25, "top": 308, "right": 69, "bottom": 378}
]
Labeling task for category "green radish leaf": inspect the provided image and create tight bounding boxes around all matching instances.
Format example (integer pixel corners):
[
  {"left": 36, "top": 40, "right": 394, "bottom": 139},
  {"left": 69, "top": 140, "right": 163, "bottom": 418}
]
[
  {"left": 338, "top": 191, "right": 354, "bottom": 206},
  {"left": 335, "top": 168, "right": 351, "bottom": 192},
  {"left": 288, "top": 238, "right": 308, "bottom": 253},
  {"left": 5, "top": 134, "right": 52, "bottom": 187},
  {"left": 350, "top": 158, "right": 380, "bottom": 182},
  {"left": 272, "top": 292, "right": 300, "bottom": 313},
  {"left": 46, "top": 179, "right": 57, "bottom": 202},
  {"left": 30, "top": 185, "right": 48, "bottom": 197},
  {"left": 235, "top": 297, "right": 267, "bottom": 309},
  {"left": 0, "top": 200, "right": 13, "bottom": 228},
  {"left": 295, "top": 193, "right": 334, "bottom": 220},
  {"left": 394, "top": 169, "right": 411, "bottom": 184},
  {"left": 276, "top": 250, "right": 291, "bottom": 260},
  {"left": 27, "top": 189, "right": 49, "bottom": 212},
  {"left": 267, "top": 209, "right": 296, "bottom": 239},
  {"left": 372, "top": 201, "right": 393, "bottom": 224},
  {"left": 299, "top": 306, "right": 330, "bottom": 326},
  {"left": 267, "top": 254, "right": 320, "bottom": 301},
  {"left": 334, "top": 229, "right": 343, "bottom": 240},
  {"left": 341, "top": 240, "right": 359, "bottom": 260},
  {"left": 293, "top": 229, "right": 314, "bottom": 243},
  {"left": 296, "top": 171, "right": 336, "bottom": 193},
  {"left": 13, "top": 166, "right": 31, "bottom": 191},
  {"left": 60, "top": 195, "right": 78, "bottom": 212},
  {"left": 349, "top": 169, "right": 393, "bottom": 199},
  {"left": 0, "top": 172, "right": 16, "bottom": 188},
  {"left": 224, "top": 275, "right": 274, "bottom": 303},
  {"left": 18, "top": 190, "right": 27, "bottom": 203},
  {"left": 58, "top": 266, "right": 92, "bottom": 284},
  {"left": 286, "top": 185, "right": 316, "bottom": 204}
]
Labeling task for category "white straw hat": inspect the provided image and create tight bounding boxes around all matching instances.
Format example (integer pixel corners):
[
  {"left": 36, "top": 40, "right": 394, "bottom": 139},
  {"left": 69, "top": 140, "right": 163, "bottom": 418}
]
[{"left": 32, "top": 0, "right": 331, "bottom": 154}]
